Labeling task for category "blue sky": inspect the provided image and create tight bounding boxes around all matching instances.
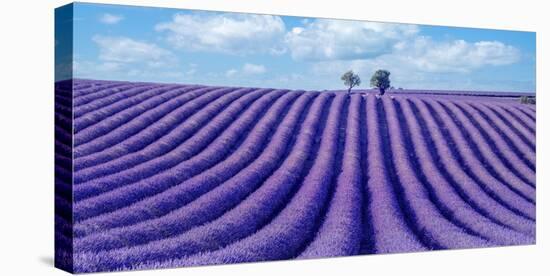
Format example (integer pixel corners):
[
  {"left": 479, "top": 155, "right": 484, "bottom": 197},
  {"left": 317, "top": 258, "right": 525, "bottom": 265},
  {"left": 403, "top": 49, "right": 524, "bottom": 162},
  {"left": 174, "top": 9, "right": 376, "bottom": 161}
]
[{"left": 65, "top": 2, "right": 536, "bottom": 92}]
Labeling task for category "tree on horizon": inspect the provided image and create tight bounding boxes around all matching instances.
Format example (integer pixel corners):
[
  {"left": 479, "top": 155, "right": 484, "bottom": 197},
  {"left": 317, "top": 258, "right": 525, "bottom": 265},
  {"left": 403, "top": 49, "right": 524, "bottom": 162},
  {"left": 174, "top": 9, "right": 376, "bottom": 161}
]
[
  {"left": 341, "top": 70, "right": 361, "bottom": 94},
  {"left": 370, "top": 70, "right": 391, "bottom": 96}
]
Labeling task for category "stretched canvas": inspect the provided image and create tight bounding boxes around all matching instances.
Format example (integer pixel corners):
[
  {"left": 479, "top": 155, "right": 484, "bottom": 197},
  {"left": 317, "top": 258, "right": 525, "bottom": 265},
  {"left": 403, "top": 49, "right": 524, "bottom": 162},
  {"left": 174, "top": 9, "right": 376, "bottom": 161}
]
[{"left": 55, "top": 2, "right": 536, "bottom": 273}]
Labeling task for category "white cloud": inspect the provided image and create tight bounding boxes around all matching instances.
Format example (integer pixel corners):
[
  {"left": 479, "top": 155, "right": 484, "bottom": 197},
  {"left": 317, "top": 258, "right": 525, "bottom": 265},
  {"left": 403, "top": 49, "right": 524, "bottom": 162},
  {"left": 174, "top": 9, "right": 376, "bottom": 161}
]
[
  {"left": 309, "top": 37, "right": 521, "bottom": 90},
  {"left": 185, "top": 68, "right": 197, "bottom": 76},
  {"left": 286, "top": 19, "right": 520, "bottom": 78},
  {"left": 95, "top": 61, "right": 123, "bottom": 72},
  {"left": 74, "top": 58, "right": 187, "bottom": 83},
  {"left": 225, "top": 69, "right": 238, "bottom": 77},
  {"left": 155, "top": 12, "right": 286, "bottom": 55},
  {"left": 285, "top": 19, "right": 419, "bottom": 61},
  {"left": 99, "top": 13, "right": 123, "bottom": 24},
  {"left": 399, "top": 37, "right": 521, "bottom": 73},
  {"left": 74, "top": 36, "right": 184, "bottom": 83},
  {"left": 92, "top": 35, "right": 176, "bottom": 67},
  {"left": 311, "top": 35, "right": 521, "bottom": 77},
  {"left": 225, "top": 63, "right": 267, "bottom": 78},
  {"left": 242, "top": 63, "right": 266, "bottom": 74}
]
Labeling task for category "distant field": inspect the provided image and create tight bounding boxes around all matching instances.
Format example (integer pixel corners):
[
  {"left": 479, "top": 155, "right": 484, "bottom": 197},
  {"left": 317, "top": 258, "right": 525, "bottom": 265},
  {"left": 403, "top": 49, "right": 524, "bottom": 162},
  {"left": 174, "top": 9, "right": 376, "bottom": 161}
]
[{"left": 55, "top": 79, "right": 536, "bottom": 272}]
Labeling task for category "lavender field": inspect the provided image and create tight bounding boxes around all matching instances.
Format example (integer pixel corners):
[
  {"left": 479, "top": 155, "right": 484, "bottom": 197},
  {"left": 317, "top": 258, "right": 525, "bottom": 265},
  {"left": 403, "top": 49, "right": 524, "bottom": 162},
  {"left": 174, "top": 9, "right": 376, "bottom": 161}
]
[{"left": 55, "top": 79, "right": 536, "bottom": 273}]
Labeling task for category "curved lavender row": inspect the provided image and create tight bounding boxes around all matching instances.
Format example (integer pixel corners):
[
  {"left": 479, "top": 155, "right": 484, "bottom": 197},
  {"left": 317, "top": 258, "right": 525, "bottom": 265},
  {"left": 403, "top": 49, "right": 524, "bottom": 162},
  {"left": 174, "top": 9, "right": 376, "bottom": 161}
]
[
  {"left": 73, "top": 90, "right": 284, "bottom": 220},
  {"left": 71, "top": 82, "right": 130, "bottom": 102},
  {"left": 74, "top": 88, "right": 276, "bottom": 185},
  {"left": 55, "top": 79, "right": 72, "bottom": 93},
  {"left": 74, "top": 83, "right": 151, "bottom": 107},
  {"left": 55, "top": 178, "right": 72, "bottom": 204},
  {"left": 396, "top": 98, "right": 532, "bottom": 244},
  {"left": 73, "top": 93, "right": 320, "bottom": 270},
  {"left": 74, "top": 85, "right": 231, "bottom": 149},
  {"left": 100, "top": 94, "right": 346, "bottom": 272},
  {"left": 55, "top": 102, "right": 71, "bottom": 119},
  {"left": 67, "top": 81, "right": 536, "bottom": 272},
  {"left": 74, "top": 86, "right": 221, "bottom": 170},
  {"left": 55, "top": 97, "right": 72, "bottom": 117},
  {"left": 55, "top": 83, "right": 75, "bottom": 207},
  {"left": 73, "top": 82, "right": 131, "bottom": 99},
  {"left": 55, "top": 93, "right": 72, "bottom": 103},
  {"left": 74, "top": 84, "right": 192, "bottom": 131},
  {"left": 55, "top": 89, "right": 73, "bottom": 103},
  {"left": 55, "top": 124, "right": 71, "bottom": 142},
  {"left": 55, "top": 214, "right": 73, "bottom": 239},
  {"left": 421, "top": 99, "right": 535, "bottom": 234},
  {"left": 55, "top": 94, "right": 72, "bottom": 110},
  {"left": 55, "top": 112, "right": 72, "bottom": 133},
  {"left": 458, "top": 102, "right": 535, "bottom": 170},
  {"left": 437, "top": 99, "right": 538, "bottom": 208},
  {"left": 74, "top": 86, "right": 238, "bottom": 158},
  {"left": 74, "top": 84, "right": 163, "bottom": 119},
  {"left": 55, "top": 171, "right": 71, "bottom": 194},
  {"left": 75, "top": 89, "right": 256, "bottom": 197},
  {"left": 74, "top": 85, "right": 192, "bottom": 123},
  {"left": 55, "top": 229, "right": 72, "bottom": 253},
  {"left": 55, "top": 153, "right": 72, "bottom": 177},
  {"left": 55, "top": 214, "right": 73, "bottom": 269},
  {"left": 444, "top": 101, "right": 536, "bottom": 185},
  {"left": 55, "top": 194, "right": 72, "bottom": 221},
  {"left": 514, "top": 106, "right": 535, "bottom": 122},
  {"left": 452, "top": 105, "right": 536, "bottom": 201},
  {"left": 73, "top": 82, "right": 93, "bottom": 90},
  {"left": 496, "top": 105, "right": 535, "bottom": 134},
  {"left": 55, "top": 125, "right": 71, "bottom": 147},
  {"left": 382, "top": 96, "right": 491, "bottom": 249},
  {"left": 55, "top": 140, "right": 72, "bottom": 159},
  {"left": 470, "top": 103, "right": 535, "bottom": 153},
  {"left": 485, "top": 105, "right": 536, "bottom": 141},
  {"left": 73, "top": 91, "right": 304, "bottom": 227},
  {"left": 76, "top": 93, "right": 330, "bottom": 258},
  {"left": 299, "top": 94, "right": 363, "bottom": 258},
  {"left": 74, "top": 88, "right": 253, "bottom": 197},
  {"left": 55, "top": 171, "right": 72, "bottom": 202},
  {"left": 515, "top": 103, "right": 536, "bottom": 114},
  {"left": 442, "top": 102, "right": 535, "bottom": 192},
  {"left": 74, "top": 86, "right": 199, "bottom": 144},
  {"left": 470, "top": 102, "right": 535, "bottom": 155},
  {"left": 72, "top": 81, "right": 92, "bottom": 91},
  {"left": 362, "top": 94, "right": 426, "bottom": 253}
]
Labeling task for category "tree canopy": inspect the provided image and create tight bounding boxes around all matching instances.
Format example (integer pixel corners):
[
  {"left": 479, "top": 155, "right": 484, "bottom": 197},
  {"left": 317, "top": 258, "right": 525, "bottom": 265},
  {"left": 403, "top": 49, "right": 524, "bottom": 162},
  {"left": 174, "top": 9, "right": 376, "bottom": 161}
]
[
  {"left": 341, "top": 70, "right": 361, "bottom": 94},
  {"left": 370, "top": 70, "right": 391, "bottom": 95}
]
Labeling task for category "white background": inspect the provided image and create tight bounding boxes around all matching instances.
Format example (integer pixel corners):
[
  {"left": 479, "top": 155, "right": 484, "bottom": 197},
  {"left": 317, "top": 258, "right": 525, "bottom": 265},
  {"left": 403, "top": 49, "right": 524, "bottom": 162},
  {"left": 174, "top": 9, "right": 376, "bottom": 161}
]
[{"left": 0, "top": 0, "right": 547, "bottom": 275}]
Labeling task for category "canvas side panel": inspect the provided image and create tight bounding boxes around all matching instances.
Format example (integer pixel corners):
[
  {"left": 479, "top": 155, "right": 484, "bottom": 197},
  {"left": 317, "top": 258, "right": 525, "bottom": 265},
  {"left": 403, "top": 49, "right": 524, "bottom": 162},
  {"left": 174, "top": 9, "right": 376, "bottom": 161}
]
[{"left": 54, "top": 3, "right": 74, "bottom": 273}]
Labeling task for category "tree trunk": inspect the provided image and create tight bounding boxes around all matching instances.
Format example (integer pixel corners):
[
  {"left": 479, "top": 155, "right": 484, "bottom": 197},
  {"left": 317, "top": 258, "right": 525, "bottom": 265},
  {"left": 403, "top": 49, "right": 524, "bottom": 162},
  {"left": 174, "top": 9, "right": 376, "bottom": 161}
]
[
  {"left": 379, "top": 88, "right": 385, "bottom": 96},
  {"left": 348, "top": 86, "right": 352, "bottom": 94}
]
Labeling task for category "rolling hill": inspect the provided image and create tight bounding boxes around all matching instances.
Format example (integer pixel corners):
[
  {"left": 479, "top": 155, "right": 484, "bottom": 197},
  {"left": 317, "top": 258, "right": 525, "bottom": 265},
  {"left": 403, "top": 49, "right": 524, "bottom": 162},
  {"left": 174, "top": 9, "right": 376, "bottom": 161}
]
[{"left": 55, "top": 79, "right": 536, "bottom": 272}]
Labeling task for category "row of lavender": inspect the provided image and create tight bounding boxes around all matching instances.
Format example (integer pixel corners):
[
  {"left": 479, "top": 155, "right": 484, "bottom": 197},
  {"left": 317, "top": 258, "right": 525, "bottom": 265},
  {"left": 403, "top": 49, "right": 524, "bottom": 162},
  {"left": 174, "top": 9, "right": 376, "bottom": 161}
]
[
  {"left": 54, "top": 80, "right": 74, "bottom": 272},
  {"left": 55, "top": 79, "right": 536, "bottom": 273}
]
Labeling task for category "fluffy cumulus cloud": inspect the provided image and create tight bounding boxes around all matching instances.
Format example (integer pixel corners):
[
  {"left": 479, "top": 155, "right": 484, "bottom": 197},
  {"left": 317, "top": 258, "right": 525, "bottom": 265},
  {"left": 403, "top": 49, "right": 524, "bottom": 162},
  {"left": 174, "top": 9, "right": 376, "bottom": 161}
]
[
  {"left": 156, "top": 13, "right": 286, "bottom": 55},
  {"left": 311, "top": 33, "right": 520, "bottom": 71},
  {"left": 225, "top": 69, "right": 238, "bottom": 77},
  {"left": 310, "top": 37, "right": 522, "bottom": 90},
  {"left": 79, "top": 11, "right": 528, "bottom": 91},
  {"left": 226, "top": 63, "right": 267, "bottom": 77},
  {"left": 99, "top": 13, "right": 123, "bottom": 24},
  {"left": 74, "top": 36, "right": 183, "bottom": 82},
  {"left": 397, "top": 37, "right": 521, "bottom": 73},
  {"left": 286, "top": 18, "right": 520, "bottom": 83},
  {"left": 242, "top": 63, "right": 266, "bottom": 74},
  {"left": 92, "top": 35, "right": 176, "bottom": 67},
  {"left": 285, "top": 19, "right": 419, "bottom": 61}
]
